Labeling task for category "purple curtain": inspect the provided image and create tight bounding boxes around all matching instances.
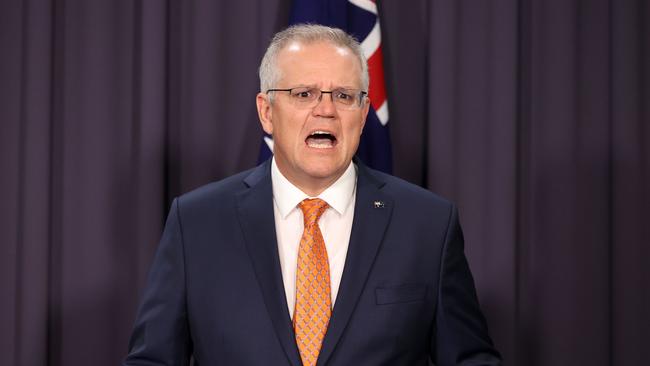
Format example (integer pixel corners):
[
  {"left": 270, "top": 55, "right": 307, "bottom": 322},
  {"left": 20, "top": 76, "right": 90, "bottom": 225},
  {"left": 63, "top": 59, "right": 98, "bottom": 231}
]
[{"left": 1, "top": 0, "right": 647, "bottom": 365}]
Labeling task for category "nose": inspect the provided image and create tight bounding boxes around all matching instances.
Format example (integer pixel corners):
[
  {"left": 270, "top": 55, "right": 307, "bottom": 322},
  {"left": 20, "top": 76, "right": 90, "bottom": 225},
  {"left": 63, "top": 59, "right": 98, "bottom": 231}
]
[{"left": 312, "top": 91, "right": 337, "bottom": 117}]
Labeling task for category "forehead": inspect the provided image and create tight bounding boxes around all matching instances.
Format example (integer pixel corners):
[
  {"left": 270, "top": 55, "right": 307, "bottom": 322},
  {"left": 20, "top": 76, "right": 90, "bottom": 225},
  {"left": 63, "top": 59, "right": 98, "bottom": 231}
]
[{"left": 275, "top": 41, "right": 362, "bottom": 87}]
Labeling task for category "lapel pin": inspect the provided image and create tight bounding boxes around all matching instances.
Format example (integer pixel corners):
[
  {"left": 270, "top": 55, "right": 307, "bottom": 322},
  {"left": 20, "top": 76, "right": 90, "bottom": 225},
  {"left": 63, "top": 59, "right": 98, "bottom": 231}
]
[{"left": 373, "top": 201, "right": 385, "bottom": 209}]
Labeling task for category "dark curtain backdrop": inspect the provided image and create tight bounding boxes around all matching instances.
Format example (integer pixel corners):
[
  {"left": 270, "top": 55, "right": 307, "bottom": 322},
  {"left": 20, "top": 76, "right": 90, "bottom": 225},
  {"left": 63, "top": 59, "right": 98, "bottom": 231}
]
[{"left": 1, "top": 0, "right": 648, "bottom": 365}]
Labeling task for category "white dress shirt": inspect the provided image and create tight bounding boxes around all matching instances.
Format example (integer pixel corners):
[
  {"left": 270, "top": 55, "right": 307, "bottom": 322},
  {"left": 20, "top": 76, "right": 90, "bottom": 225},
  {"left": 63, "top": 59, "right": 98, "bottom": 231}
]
[{"left": 271, "top": 158, "right": 357, "bottom": 319}]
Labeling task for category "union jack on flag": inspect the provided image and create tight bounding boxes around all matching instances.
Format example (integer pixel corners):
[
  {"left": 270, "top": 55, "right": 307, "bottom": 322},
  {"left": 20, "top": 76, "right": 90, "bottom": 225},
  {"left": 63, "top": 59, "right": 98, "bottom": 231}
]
[{"left": 258, "top": 0, "right": 393, "bottom": 173}]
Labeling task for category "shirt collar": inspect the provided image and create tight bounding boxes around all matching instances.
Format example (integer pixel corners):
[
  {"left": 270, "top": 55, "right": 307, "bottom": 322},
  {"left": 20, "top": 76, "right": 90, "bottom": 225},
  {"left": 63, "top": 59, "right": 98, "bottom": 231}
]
[{"left": 271, "top": 157, "right": 357, "bottom": 219}]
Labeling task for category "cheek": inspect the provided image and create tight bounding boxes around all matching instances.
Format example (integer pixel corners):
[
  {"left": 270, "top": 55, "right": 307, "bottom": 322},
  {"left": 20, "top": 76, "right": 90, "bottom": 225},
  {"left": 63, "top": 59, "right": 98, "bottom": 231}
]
[
  {"left": 273, "top": 120, "right": 306, "bottom": 149},
  {"left": 347, "top": 121, "right": 365, "bottom": 139},
  {"left": 275, "top": 110, "right": 308, "bottom": 136}
]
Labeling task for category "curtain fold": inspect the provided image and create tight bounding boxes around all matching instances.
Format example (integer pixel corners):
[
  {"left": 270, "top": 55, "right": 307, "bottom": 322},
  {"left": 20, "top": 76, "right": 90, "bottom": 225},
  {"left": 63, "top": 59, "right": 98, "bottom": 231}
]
[
  {"left": 611, "top": 1, "right": 649, "bottom": 365},
  {"left": 1, "top": 0, "right": 647, "bottom": 365}
]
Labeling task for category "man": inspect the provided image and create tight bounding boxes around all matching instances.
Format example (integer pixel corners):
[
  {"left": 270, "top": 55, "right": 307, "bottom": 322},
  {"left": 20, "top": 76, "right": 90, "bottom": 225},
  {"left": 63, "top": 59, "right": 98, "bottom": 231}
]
[{"left": 124, "top": 24, "right": 501, "bottom": 366}]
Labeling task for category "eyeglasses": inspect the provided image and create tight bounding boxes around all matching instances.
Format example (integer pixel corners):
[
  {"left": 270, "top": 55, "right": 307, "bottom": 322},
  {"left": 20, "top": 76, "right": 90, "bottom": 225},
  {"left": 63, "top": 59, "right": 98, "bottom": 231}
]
[{"left": 266, "top": 86, "right": 368, "bottom": 110}]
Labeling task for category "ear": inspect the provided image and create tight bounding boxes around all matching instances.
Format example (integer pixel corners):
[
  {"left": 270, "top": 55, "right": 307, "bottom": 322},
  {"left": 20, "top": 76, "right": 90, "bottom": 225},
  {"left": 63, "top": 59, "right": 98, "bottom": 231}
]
[{"left": 256, "top": 92, "right": 273, "bottom": 135}]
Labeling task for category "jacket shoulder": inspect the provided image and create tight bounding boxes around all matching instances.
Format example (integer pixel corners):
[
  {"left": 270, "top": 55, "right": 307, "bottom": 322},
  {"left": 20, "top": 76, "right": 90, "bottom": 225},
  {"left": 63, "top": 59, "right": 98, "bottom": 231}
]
[{"left": 175, "top": 165, "right": 259, "bottom": 211}]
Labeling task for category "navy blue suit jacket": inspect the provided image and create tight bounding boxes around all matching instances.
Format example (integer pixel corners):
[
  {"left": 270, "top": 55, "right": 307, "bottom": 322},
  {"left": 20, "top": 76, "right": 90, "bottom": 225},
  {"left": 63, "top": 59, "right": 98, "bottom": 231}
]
[{"left": 124, "top": 160, "right": 501, "bottom": 365}]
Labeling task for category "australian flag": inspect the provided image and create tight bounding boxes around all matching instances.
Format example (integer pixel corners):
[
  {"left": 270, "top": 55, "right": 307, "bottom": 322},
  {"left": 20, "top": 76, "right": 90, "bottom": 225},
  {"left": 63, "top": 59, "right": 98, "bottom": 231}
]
[{"left": 257, "top": 0, "right": 393, "bottom": 173}]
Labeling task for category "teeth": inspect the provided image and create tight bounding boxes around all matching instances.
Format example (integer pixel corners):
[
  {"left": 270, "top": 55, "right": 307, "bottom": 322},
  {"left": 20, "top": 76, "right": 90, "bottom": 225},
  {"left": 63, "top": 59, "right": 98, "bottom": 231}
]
[
  {"left": 307, "top": 139, "right": 334, "bottom": 148},
  {"left": 306, "top": 130, "right": 335, "bottom": 149}
]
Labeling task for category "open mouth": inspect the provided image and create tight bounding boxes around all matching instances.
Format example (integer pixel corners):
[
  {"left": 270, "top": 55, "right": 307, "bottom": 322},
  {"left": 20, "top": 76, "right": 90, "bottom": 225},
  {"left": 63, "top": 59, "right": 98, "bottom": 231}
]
[{"left": 305, "top": 130, "right": 337, "bottom": 149}]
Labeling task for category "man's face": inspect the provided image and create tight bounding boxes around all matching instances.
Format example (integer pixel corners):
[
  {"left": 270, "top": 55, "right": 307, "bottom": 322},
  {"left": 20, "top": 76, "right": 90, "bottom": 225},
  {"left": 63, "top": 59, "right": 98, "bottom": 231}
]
[{"left": 256, "top": 41, "right": 369, "bottom": 194}]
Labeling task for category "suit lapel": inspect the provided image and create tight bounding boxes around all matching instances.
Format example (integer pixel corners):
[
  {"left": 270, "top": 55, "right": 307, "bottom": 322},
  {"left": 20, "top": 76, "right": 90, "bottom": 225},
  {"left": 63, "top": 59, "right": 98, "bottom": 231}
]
[
  {"left": 236, "top": 161, "right": 302, "bottom": 366},
  {"left": 317, "top": 163, "right": 393, "bottom": 366}
]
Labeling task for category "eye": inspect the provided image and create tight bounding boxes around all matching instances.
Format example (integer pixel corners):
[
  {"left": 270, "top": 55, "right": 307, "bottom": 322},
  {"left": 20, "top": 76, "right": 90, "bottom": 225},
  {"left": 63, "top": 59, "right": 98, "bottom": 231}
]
[
  {"left": 291, "top": 88, "right": 315, "bottom": 99},
  {"left": 334, "top": 90, "right": 356, "bottom": 104},
  {"left": 335, "top": 91, "right": 352, "bottom": 100}
]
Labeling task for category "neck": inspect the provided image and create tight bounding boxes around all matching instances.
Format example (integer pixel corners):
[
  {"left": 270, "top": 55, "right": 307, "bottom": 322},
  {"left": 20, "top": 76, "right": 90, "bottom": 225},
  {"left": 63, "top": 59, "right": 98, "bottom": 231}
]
[
  {"left": 289, "top": 172, "right": 342, "bottom": 197},
  {"left": 295, "top": 179, "right": 337, "bottom": 197},
  {"left": 274, "top": 160, "right": 347, "bottom": 197}
]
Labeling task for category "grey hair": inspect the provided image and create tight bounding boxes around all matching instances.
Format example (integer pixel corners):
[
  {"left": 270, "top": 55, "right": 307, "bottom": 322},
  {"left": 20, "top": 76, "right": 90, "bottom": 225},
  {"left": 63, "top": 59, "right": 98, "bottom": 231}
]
[{"left": 259, "top": 24, "right": 369, "bottom": 94}]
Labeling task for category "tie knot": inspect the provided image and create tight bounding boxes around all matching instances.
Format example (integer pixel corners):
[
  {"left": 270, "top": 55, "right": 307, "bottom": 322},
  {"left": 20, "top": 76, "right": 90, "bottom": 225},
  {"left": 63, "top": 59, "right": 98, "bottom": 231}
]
[{"left": 298, "top": 198, "right": 329, "bottom": 227}]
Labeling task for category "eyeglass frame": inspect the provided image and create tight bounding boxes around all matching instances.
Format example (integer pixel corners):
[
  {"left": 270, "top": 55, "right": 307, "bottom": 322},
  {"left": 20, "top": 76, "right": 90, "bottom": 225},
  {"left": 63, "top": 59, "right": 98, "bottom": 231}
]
[{"left": 265, "top": 87, "right": 369, "bottom": 110}]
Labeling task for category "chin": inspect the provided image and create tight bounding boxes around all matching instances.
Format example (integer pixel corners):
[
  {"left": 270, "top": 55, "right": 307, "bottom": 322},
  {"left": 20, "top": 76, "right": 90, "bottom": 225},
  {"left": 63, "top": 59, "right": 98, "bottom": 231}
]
[
  {"left": 301, "top": 160, "right": 345, "bottom": 180},
  {"left": 304, "top": 166, "right": 338, "bottom": 179}
]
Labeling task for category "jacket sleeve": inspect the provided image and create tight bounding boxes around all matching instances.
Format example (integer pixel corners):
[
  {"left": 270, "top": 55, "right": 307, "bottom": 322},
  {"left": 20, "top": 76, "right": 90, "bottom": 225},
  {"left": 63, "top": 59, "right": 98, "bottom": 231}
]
[
  {"left": 124, "top": 198, "right": 192, "bottom": 365},
  {"left": 431, "top": 205, "right": 502, "bottom": 366}
]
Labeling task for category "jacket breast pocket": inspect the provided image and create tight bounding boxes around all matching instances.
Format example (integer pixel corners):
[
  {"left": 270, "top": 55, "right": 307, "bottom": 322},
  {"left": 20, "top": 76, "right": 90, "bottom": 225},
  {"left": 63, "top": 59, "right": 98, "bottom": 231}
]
[{"left": 375, "top": 284, "right": 428, "bottom": 305}]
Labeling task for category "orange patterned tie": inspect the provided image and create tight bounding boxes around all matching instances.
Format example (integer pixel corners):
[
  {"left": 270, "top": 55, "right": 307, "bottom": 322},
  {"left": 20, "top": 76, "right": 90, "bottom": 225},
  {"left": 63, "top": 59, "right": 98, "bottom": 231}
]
[{"left": 294, "top": 198, "right": 331, "bottom": 366}]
